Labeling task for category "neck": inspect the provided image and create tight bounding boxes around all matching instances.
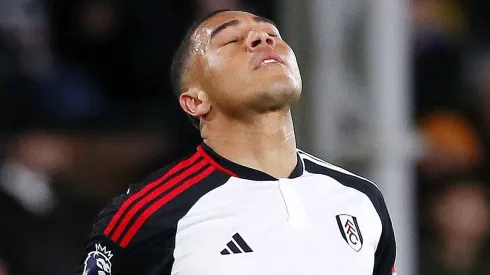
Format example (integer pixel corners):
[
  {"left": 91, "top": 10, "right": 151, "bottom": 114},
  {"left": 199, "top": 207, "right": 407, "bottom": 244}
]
[{"left": 201, "top": 110, "right": 297, "bottom": 179}]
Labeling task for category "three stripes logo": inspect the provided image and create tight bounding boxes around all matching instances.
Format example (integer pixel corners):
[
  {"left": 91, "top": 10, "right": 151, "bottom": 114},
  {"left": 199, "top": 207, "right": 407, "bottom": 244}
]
[
  {"left": 336, "top": 214, "right": 363, "bottom": 252},
  {"left": 220, "top": 233, "right": 253, "bottom": 255}
]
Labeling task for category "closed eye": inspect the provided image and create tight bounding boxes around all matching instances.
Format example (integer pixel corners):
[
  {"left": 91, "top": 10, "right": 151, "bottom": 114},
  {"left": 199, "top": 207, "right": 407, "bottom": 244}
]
[
  {"left": 224, "top": 39, "right": 238, "bottom": 46},
  {"left": 268, "top": 34, "right": 278, "bottom": 37}
]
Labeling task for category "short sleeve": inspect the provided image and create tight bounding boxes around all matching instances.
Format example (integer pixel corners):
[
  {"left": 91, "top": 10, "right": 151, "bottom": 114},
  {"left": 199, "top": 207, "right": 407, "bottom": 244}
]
[
  {"left": 79, "top": 201, "right": 136, "bottom": 275},
  {"left": 78, "top": 186, "right": 175, "bottom": 275},
  {"left": 373, "top": 195, "right": 397, "bottom": 275},
  {"left": 80, "top": 234, "right": 131, "bottom": 275}
]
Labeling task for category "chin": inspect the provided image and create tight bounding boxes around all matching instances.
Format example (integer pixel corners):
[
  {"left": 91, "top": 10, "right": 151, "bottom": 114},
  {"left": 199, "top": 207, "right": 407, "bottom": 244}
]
[
  {"left": 251, "top": 80, "right": 302, "bottom": 112},
  {"left": 269, "top": 74, "right": 301, "bottom": 99}
]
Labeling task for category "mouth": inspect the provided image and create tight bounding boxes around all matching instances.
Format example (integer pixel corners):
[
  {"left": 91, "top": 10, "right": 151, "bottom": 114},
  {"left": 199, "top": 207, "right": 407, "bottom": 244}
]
[{"left": 253, "top": 52, "right": 286, "bottom": 70}]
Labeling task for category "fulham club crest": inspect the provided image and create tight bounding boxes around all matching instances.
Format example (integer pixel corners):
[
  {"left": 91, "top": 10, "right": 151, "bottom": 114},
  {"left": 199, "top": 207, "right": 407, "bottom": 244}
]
[{"left": 336, "top": 214, "right": 363, "bottom": 252}]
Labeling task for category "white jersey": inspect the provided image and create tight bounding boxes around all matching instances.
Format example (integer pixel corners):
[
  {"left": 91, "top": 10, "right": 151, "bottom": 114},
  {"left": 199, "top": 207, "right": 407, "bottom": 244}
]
[{"left": 80, "top": 143, "right": 396, "bottom": 275}]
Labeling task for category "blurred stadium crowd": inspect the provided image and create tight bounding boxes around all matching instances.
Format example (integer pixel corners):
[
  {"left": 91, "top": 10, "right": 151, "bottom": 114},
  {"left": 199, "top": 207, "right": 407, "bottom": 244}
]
[
  {"left": 413, "top": 1, "right": 490, "bottom": 274},
  {"left": 0, "top": 0, "right": 489, "bottom": 274}
]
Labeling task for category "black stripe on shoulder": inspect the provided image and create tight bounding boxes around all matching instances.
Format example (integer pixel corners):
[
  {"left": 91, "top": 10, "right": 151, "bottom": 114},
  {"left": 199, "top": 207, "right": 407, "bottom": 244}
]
[
  {"left": 298, "top": 150, "right": 378, "bottom": 188},
  {"left": 301, "top": 156, "right": 383, "bottom": 214},
  {"left": 300, "top": 152, "right": 382, "bottom": 194}
]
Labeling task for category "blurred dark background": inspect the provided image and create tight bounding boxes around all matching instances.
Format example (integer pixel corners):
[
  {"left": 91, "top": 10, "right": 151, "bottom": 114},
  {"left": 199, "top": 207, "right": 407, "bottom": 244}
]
[
  {"left": 0, "top": 1, "right": 274, "bottom": 274},
  {"left": 0, "top": 0, "right": 489, "bottom": 274},
  {"left": 413, "top": 1, "right": 490, "bottom": 274}
]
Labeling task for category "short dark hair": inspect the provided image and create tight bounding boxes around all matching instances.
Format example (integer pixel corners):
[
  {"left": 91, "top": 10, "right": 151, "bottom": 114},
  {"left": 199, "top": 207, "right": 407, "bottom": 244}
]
[{"left": 170, "top": 9, "right": 232, "bottom": 129}]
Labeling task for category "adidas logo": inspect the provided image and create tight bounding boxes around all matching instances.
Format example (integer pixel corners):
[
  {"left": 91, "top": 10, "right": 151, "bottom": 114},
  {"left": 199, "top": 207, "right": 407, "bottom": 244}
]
[{"left": 220, "top": 233, "right": 253, "bottom": 255}]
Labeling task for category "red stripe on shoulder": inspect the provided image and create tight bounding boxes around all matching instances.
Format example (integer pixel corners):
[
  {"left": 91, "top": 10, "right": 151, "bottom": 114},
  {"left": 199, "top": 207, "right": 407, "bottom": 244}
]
[
  {"left": 119, "top": 166, "right": 216, "bottom": 247},
  {"left": 104, "top": 151, "right": 201, "bottom": 237},
  {"left": 109, "top": 159, "right": 207, "bottom": 242},
  {"left": 197, "top": 146, "right": 237, "bottom": 177}
]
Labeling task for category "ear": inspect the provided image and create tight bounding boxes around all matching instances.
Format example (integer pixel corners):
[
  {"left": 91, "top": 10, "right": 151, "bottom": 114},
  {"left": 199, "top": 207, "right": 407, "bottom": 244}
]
[{"left": 179, "top": 88, "right": 211, "bottom": 119}]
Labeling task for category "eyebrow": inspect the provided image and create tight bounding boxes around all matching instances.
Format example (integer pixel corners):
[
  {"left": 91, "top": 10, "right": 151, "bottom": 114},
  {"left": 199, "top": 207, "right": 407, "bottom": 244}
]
[
  {"left": 253, "top": 16, "right": 277, "bottom": 27},
  {"left": 210, "top": 16, "right": 277, "bottom": 39},
  {"left": 210, "top": 19, "right": 240, "bottom": 39}
]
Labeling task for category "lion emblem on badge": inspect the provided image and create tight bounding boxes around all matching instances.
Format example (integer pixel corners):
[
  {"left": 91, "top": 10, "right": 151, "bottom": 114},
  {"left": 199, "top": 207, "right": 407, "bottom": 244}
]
[{"left": 83, "top": 243, "right": 113, "bottom": 275}]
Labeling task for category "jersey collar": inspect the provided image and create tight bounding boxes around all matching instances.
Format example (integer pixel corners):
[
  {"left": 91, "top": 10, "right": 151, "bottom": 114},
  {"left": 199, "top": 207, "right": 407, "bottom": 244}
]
[{"left": 198, "top": 142, "right": 304, "bottom": 181}]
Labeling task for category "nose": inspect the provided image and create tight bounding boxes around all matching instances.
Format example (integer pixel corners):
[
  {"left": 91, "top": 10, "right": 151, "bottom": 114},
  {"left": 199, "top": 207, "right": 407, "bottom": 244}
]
[{"left": 247, "top": 31, "right": 275, "bottom": 50}]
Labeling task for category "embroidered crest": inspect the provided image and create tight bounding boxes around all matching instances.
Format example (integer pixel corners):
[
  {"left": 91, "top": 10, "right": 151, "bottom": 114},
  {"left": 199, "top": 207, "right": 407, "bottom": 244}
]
[
  {"left": 82, "top": 243, "right": 113, "bottom": 275},
  {"left": 336, "top": 214, "right": 363, "bottom": 252}
]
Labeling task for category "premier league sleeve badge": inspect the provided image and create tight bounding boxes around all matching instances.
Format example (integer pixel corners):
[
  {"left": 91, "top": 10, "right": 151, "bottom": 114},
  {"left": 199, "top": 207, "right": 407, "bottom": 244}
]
[{"left": 82, "top": 243, "right": 113, "bottom": 275}]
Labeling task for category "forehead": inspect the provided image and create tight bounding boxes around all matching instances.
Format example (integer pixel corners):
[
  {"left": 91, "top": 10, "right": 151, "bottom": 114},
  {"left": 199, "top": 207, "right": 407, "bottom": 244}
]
[
  {"left": 198, "top": 11, "right": 259, "bottom": 32},
  {"left": 187, "top": 11, "right": 274, "bottom": 58}
]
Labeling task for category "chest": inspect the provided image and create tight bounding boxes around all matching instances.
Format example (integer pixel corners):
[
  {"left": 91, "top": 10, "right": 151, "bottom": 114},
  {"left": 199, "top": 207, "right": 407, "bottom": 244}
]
[{"left": 171, "top": 176, "right": 382, "bottom": 275}]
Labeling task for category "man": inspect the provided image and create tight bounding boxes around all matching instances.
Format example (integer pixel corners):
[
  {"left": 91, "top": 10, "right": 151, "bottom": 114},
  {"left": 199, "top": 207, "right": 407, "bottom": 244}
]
[{"left": 80, "top": 9, "right": 396, "bottom": 275}]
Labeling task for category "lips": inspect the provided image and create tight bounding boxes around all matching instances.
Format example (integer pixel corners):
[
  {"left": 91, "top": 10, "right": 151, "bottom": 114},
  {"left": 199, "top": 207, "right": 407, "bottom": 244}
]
[{"left": 253, "top": 51, "right": 286, "bottom": 70}]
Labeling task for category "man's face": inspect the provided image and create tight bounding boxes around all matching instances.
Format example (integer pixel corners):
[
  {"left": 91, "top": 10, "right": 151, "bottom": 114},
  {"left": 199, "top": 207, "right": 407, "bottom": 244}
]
[{"left": 189, "top": 11, "right": 302, "bottom": 116}]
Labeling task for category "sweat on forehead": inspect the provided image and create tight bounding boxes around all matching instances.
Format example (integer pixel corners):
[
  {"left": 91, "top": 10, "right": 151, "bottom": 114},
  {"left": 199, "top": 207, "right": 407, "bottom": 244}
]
[
  {"left": 196, "top": 10, "right": 255, "bottom": 31},
  {"left": 190, "top": 11, "right": 277, "bottom": 55},
  {"left": 192, "top": 11, "right": 276, "bottom": 41},
  {"left": 187, "top": 10, "right": 246, "bottom": 57}
]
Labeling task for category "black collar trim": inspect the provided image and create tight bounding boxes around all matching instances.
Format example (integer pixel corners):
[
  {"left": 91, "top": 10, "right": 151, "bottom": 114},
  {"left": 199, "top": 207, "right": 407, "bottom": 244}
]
[{"left": 197, "top": 142, "right": 304, "bottom": 181}]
